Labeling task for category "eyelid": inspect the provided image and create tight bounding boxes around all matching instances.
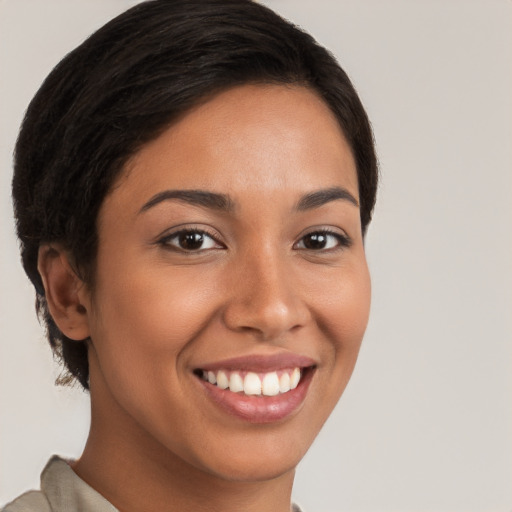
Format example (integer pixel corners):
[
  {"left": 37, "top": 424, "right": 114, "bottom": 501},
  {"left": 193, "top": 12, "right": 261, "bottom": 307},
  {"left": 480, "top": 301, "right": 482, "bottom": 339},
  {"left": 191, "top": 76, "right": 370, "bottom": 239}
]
[
  {"left": 157, "top": 225, "right": 225, "bottom": 251},
  {"left": 293, "top": 227, "right": 352, "bottom": 251}
]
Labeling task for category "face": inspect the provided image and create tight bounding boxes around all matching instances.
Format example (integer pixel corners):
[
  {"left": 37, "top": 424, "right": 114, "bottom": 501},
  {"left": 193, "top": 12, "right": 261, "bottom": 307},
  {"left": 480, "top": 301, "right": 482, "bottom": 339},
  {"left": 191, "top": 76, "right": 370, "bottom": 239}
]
[{"left": 81, "top": 84, "right": 371, "bottom": 482}]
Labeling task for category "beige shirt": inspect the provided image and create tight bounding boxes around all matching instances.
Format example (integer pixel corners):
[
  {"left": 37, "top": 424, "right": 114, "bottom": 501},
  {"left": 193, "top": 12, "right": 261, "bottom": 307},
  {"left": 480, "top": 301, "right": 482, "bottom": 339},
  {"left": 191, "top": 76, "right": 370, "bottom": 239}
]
[
  {"left": 2, "top": 456, "right": 304, "bottom": 511},
  {"left": 2, "top": 456, "right": 117, "bottom": 512}
]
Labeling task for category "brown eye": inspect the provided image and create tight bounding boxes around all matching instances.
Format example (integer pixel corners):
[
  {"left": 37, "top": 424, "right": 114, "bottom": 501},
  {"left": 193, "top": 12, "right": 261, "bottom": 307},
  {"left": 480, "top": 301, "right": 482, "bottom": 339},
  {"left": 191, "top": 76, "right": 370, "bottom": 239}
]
[
  {"left": 160, "top": 229, "right": 221, "bottom": 252},
  {"left": 295, "top": 230, "right": 351, "bottom": 251},
  {"left": 179, "top": 232, "right": 205, "bottom": 250},
  {"left": 302, "top": 233, "right": 329, "bottom": 249}
]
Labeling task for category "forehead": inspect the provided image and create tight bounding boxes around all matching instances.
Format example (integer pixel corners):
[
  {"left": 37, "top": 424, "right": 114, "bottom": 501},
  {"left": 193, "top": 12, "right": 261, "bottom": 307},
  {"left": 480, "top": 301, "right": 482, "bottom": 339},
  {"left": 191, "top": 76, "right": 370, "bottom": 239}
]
[{"left": 109, "top": 84, "right": 358, "bottom": 211}]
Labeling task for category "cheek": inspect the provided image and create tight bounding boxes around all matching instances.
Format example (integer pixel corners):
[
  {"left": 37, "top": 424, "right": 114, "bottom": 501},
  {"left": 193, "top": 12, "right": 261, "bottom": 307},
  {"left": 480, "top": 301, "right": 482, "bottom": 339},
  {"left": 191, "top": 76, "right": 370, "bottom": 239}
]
[
  {"left": 84, "top": 264, "right": 224, "bottom": 439},
  {"left": 338, "top": 265, "right": 371, "bottom": 346},
  {"left": 86, "top": 261, "right": 222, "bottom": 395},
  {"left": 313, "top": 258, "right": 371, "bottom": 391},
  {"left": 292, "top": 258, "right": 371, "bottom": 440},
  {"left": 316, "top": 260, "right": 371, "bottom": 346},
  {"left": 92, "top": 263, "right": 215, "bottom": 343}
]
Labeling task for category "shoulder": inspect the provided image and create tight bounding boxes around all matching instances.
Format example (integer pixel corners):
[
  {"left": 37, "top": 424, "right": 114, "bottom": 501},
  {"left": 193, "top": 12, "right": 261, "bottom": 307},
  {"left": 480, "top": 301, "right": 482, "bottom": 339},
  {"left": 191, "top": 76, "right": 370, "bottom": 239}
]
[
  {"left": 2, "top": 455, "right": 118, "bottom": 512},
  {"left": 1, "top": 490, "right": 51, "bottom": 512}
]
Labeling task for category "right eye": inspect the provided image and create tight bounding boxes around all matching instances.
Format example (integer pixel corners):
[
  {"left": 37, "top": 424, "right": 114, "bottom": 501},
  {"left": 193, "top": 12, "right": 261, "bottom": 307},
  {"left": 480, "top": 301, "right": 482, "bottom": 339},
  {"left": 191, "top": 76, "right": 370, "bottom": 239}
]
[{"left": 159, "top": 229, "right": 223, "bottom": 252}]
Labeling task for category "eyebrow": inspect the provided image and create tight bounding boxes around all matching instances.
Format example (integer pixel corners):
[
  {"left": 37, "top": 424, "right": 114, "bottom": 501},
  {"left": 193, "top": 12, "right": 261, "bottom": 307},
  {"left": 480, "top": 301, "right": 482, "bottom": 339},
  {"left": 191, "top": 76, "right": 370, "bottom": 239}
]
[
  {"left": 139, "top": 186, "right": 358, "bottom": 214},
  {"left": 139, "top": 189, "right": 235, "bottom": 213},
  {"left": 295, "top": 186, "right": 359, "bottom": 211}
]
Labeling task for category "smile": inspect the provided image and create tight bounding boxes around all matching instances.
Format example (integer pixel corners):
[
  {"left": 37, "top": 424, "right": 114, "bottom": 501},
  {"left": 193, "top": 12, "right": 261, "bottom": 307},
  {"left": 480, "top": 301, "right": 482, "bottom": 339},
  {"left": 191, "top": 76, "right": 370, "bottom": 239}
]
[
  {"left": 199, "top": 368, "right": 302, "bottom": 397},
  {"left": 193, "top": 354, "right": 316, "bottom": 423}
]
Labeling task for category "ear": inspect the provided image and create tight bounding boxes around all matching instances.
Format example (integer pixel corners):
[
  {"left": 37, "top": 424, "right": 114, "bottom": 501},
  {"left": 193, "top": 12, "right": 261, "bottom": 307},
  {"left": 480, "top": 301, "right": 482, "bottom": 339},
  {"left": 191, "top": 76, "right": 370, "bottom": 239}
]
[{"left": 37, "top": 244, "right": 91, "bottom": 341}]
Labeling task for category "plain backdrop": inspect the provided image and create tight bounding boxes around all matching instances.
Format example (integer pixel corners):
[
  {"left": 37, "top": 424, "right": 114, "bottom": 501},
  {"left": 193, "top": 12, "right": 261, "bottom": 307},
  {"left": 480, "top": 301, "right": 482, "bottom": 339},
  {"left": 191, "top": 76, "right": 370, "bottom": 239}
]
[{"left": 1, "top": 1, "right": 511, "bottom": 511}]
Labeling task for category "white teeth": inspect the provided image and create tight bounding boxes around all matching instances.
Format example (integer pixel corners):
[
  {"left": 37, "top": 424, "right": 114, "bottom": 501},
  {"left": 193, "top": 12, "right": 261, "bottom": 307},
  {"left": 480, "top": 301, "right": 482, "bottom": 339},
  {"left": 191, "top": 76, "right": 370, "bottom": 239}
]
[
  {"left": 290, "top": 368, "right": 301, "bottom": 389},
  {"left": 279, "top": 372, "right": 291, "bottom": 393},
  {"left": 229, "top": 372, "right": 244, "bottom": 393},
  {"left": 244, "top": 372, "right": 262, "bottom": 395},
  {"left": 262, "top": 372, "right": 280, "bottom": 396},
  {"left": 201, "top": 367, "right": 304, "bottom": 396},
  {"left": 216, "top": 370, "right": 229, "bottom": 389}
]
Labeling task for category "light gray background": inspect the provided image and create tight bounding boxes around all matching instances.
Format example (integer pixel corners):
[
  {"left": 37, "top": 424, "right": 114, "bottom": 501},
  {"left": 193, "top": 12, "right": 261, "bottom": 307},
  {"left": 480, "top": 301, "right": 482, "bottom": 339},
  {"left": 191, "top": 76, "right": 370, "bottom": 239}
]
[{"left": 1, "top": 1, "right": 511, "bottom": 510}]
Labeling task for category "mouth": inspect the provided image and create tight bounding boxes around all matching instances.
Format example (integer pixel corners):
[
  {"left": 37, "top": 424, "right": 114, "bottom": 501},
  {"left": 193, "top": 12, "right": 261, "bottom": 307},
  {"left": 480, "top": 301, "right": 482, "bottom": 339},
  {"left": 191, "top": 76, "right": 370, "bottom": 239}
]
[
  {"left": 193, "top": 354, "right": 316, "bottom": 423},
  {"left": 195, "top": 367, "right": 305, "bottom": 396}
]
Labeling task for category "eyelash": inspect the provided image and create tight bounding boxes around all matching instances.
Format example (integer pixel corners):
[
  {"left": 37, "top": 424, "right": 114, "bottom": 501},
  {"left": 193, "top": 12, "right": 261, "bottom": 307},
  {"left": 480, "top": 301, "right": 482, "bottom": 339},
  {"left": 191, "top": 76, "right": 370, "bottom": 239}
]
[
  {"left": 293, "top": 229, "right": 352, "bottom": 252},
  {"left": 157, "top": 228, "right": 352, "bottom": 253},
  {"left": 158, "top": 227, "right": 224, "bottom": 252}
]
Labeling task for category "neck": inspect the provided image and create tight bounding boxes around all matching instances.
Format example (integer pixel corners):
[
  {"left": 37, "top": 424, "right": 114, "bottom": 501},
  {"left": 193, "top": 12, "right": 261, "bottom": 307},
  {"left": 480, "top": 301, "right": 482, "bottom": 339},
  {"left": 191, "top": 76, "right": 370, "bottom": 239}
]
[{"left": 72, "top": 355, "right": 296, "bottom": 512}]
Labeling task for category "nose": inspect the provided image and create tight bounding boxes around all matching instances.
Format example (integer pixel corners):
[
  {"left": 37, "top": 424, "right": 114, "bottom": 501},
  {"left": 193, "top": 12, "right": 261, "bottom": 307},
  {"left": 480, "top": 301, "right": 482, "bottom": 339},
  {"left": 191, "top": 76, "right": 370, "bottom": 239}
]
[{"left": 222, "top": 248, "right": 311, "bottom": 341}]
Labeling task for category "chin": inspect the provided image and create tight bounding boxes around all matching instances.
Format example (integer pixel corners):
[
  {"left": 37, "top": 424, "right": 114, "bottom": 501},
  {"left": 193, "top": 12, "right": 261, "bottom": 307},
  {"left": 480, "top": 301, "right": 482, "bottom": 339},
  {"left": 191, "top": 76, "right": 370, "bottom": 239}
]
[
  {"left": 182, "top": 426, "right": 312, "bottom": 483},
  {"left": 202, "top": 449, "right": 301, "bottom": 483}
]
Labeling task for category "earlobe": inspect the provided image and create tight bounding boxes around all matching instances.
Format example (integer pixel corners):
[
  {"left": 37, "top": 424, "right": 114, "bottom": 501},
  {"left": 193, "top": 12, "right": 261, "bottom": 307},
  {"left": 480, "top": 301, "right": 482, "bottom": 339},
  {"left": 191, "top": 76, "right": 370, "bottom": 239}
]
[{"left": 37, "top": 245, "right": 91, "bottom": 341}]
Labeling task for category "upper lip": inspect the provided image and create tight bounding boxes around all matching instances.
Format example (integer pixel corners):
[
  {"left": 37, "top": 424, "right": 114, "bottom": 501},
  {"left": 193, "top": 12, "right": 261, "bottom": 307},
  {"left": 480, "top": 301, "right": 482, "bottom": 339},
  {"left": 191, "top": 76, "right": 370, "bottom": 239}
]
[{"left": 195, "top": 352, "right": 317, "bottom": 373}]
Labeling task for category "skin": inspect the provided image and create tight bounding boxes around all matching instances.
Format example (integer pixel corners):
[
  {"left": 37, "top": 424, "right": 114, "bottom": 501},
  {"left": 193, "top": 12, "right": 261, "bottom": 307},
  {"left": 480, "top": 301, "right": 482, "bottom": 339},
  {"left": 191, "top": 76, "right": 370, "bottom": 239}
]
[{"left": 39, "top": 84, "right": 371, "bottom": 512}]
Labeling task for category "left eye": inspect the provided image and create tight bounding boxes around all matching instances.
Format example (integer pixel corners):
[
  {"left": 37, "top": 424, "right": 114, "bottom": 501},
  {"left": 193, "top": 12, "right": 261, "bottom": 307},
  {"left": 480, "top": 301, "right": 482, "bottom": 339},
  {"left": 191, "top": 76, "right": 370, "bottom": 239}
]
[
  {"left": 295, "top": 231, "right": 349, "bottom": 251},
  {"left": 160, "top": 230, "right": 221, "bottom": 252}
]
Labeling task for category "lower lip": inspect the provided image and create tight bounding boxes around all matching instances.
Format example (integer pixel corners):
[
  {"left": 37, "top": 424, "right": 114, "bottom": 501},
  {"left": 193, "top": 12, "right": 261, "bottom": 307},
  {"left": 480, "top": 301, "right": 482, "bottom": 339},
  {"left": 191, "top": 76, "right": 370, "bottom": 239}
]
[{"left": 197, "top": 368, "right": 314, "bottom": 424}]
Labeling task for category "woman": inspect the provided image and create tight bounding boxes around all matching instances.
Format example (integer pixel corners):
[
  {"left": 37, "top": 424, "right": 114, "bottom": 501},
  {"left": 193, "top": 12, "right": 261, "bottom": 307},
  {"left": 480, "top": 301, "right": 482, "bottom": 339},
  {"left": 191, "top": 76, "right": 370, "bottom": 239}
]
[{"left": 3, "top": 1, "right": 377, "bottom": 511}]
